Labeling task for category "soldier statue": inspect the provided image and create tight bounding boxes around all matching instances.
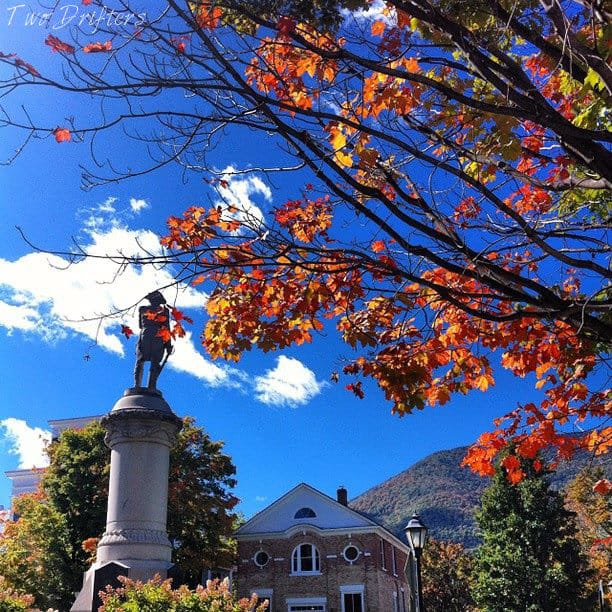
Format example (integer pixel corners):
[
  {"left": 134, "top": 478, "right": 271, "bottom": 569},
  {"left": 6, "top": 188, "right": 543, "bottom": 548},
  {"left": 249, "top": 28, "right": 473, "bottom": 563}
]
[{"left": 134, "top": 290, "right": 173, "bottom": 390}]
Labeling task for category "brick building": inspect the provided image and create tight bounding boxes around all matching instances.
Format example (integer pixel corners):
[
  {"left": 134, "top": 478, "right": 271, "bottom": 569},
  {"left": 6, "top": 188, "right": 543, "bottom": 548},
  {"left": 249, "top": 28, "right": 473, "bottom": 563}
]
[{"left": 235, "top": 483, "right": 410, "bottom": 612}]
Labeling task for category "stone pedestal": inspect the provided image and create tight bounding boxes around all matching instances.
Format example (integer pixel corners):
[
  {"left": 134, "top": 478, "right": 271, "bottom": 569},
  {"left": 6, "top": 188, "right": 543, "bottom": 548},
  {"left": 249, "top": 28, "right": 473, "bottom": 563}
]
[{"left": 71, "top": 388, "right": 182, "bottom": 612}]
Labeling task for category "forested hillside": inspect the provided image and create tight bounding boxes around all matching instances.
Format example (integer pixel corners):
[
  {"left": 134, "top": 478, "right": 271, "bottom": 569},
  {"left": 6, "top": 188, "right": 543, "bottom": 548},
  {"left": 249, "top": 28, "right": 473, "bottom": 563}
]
[{"left": 351, "top": 445, "right": 609, "bottom": 548}]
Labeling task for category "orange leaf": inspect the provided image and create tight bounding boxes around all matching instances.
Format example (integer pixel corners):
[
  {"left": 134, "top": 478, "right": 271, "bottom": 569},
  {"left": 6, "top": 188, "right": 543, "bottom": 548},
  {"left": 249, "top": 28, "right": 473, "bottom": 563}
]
[
  {"left": 53, "top": 127, "right": 71, "bottom": 143},
  {"left": 371, "top": 20, "right": 386, "bottom": 37},
  {"left": 83, "top": 41, "right": 112, "bottom": 53},
  {"left": 372, "top": 240, "right": 385, "bottom": 253},
  {"left": 157, "top": 328, "right": 172, "bottom": 343}
]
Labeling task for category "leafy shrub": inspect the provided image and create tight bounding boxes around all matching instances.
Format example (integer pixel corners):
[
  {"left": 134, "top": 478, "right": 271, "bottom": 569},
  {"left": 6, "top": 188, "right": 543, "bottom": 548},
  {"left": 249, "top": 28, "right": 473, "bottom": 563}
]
[
  {"left": 99, "top": 576, "right": 267, "bottom": 612},
  {"left": 0, "top": 577, "right": 36, "bottom": 612}
]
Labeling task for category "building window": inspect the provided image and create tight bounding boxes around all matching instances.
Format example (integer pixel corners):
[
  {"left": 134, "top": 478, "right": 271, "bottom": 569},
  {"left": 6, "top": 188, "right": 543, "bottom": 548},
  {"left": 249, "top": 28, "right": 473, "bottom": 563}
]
[
  {"left": 287, "top": 596, "right": 327, "bottom": 611},
  {"left": 379, "top": 538, "right": 386, "bottom": 570},
  {"left": 253, "top": 588, "right": 272, "bottom": 610},
  {"left": 392, "top": 591, "right": 399, "bottom": 612},
  {"left": 292, "top": 543, "right": 320, "bottom": 574},
  {"left": 254, "top": 550, "right": 270, "bottom": 568},
  {"left": 340, "top": 585, "right": 364, "bottom": 612},
  {"left": 391, "top": 545, "right": 398, "bottom": 575},
  {"left": 294, "top": 507, "right": 317, "bottom": 519},
  {"left": 342, "top": 544, "right": 361, "bottom": 564},
  {"left": 400, "top": 588, "right": 406, "bottom": 612}
]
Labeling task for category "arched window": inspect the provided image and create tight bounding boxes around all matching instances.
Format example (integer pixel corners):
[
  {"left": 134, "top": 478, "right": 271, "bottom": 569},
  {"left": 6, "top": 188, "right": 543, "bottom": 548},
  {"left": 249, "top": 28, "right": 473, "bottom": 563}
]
[
  {"left": 294, "top": 507, "right": 317, "bottom": 519},
  {"left": 291, "top": 543, "right": 320, "bottom": 574}
]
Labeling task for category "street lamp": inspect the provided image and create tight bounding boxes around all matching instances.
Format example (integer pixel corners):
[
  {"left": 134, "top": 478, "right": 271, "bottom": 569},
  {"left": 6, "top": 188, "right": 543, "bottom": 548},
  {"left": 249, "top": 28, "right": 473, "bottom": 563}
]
[{"left": 405, "top": 513, "right": 428, "bottom": 612}]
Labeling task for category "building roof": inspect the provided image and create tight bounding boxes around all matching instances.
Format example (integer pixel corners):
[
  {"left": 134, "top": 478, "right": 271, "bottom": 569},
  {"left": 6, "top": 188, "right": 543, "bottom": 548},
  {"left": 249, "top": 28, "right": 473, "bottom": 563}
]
[{"left": 236, "top": 482, "right": 410, "bottom": 554}]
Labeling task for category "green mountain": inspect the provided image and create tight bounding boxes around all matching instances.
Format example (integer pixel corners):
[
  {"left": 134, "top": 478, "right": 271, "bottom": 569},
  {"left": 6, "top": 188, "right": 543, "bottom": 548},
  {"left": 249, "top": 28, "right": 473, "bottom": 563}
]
[{"left": 350, "top": 444, "right": 610, "bottom": 549}]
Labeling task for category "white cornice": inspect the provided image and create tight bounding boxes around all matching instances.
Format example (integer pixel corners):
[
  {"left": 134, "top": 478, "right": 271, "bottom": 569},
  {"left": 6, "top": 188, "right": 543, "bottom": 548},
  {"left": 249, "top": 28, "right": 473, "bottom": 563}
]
[{"left": 236, "top": 523, "right": 410, "bottom": 554}]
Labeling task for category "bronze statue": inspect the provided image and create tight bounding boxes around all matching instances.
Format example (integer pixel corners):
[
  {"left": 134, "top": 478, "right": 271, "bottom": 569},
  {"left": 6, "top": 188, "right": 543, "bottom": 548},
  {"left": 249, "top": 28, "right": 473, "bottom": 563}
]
[{"left": 134, "top": 291, "right": 173, "bottom": 390}]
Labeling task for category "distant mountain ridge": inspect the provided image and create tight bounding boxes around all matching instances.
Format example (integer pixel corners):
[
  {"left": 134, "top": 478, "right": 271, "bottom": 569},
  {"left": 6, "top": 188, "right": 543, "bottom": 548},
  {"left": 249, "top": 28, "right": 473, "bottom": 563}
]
[{"left": 350, "top": 443, "right": 610, "bottom": 549}]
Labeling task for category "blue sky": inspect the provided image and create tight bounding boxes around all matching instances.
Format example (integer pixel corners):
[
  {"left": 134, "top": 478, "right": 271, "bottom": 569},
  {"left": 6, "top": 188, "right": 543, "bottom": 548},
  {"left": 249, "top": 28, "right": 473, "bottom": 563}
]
[{"left": 0, "top": 1, "right": 552, "bottom": 519}]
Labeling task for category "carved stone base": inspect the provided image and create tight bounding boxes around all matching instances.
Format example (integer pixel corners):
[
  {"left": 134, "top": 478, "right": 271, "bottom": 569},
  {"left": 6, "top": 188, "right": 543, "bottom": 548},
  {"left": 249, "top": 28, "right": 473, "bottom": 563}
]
[{"left": 97, "top": 528, "right": 173, "bottom": 564}]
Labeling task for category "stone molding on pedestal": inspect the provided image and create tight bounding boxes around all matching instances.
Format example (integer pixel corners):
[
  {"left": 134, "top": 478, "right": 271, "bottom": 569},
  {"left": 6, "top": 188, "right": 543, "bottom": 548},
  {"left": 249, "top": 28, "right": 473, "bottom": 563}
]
[
  {"left": 103, "top": 410, "right": 181, "bottom": 448},
  {"left": 72, "top": 387, "right": 181, "bottom": 610},
  {"left": 98, "top": 528, "right": 172, "bottom": 548}
]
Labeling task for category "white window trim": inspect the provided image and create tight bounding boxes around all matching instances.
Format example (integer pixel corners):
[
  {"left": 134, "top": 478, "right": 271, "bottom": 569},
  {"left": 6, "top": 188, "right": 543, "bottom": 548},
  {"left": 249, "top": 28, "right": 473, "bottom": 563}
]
[
  {"left": 253, "top": 550, "right": 271, "bottom": 568},
  {"left": 291, "top": 543, "right": 321, "bottom": 575},
  {"left": 392, "top": 591, "right": 399, "bottom": 612},
  {"left": 342, "top": 544, "right": 361, "bottom": 564},
  {"left": 379, "top": 538, "right": 387, "bottom": 570},
  {"left": 340, "top": 584, "right": 365, "bottom": 612},
  {"left": 391, "top": 545, "right": 398, "bottom": 575},
  {"left": 287, "top": 596, "right": 327, "bottom": 611}
]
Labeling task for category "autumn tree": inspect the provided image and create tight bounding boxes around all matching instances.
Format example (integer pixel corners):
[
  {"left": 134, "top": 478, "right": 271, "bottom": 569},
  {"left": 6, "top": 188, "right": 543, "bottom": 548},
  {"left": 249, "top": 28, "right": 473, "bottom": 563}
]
[
  {"left": 472, "top": 451, "right": 592, "bottom": 611},
  {"left": 420, "top": 539, "right": 474, "bottom": 612},
  {"left": 1, "top": 0, "right": 610, "bottom": 475},
  {"left": 565, "top": 467, "right": 612, "bottom": 608},
  {"left": 0, "top": 493, "right": 73, "bottom": 611},
  {"left": 0, "top": 419, "right": 238, "bottom": 610}
]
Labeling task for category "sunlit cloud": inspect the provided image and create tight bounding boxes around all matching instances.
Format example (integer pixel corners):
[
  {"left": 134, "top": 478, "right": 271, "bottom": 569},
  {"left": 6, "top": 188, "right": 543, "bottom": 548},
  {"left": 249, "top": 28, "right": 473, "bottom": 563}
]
[
  {"left": 130, "top": 198, "right": 150, "bottom": 213},
  {"left": 0, "top": 418, "right": 51, "bottom": 469},
  {"left": 215, "top": 165, "right": 271, "bottom": 231},
  {"left": 254, "top": 356, "right": 325, "bottom": 407},
  {"left": 1, "top": 194, "right": 327, "bottom": 404}
]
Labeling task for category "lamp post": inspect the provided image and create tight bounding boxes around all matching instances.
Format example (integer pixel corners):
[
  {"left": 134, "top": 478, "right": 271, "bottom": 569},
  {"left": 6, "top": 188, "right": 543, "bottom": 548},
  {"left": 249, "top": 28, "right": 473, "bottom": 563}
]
[{"left": 405, "top": 513, "right": 428, "bottom": 612}]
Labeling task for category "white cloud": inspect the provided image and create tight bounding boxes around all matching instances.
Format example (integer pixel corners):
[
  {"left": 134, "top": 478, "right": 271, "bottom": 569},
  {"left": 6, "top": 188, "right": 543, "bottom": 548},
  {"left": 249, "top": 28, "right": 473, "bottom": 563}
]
[
  {"left": 1, "top": 194, "right": 326, "bottom": 407},
  {"left": 169, "top": 330, "right": 230, "bottom": 387},
  {"left": 344, "top": 0, "right": 395, "bottom": 24},
  {"left": 130, "top": 198, "right": 150, "bottom": 213},
  {"left": 0, "top": 202, "right": 223, "bottom": 384},
  {"left": 215, "top": 166, "right": 272, "bottom": 231},
  {"left": 254, "top": 356, "right": 325, "bottom": 407},
  {"left": 0, "top": 301, "right": 41, "bottom": 332},
  {"left": 0, "top": 418, "right": 51, "bottom": 469}
]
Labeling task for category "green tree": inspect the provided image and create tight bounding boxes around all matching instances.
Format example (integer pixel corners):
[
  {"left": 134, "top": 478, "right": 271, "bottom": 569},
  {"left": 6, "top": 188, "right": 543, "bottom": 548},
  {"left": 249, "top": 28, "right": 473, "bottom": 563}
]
[
  {"left": 0, "top": 419, "right": 238, "bottom": 610},
  {"left": 420, "top": 539, "right": 474, "bottom": 612},
  {"left": 472, "top": 452, "right": 592, "bottom": 611}
]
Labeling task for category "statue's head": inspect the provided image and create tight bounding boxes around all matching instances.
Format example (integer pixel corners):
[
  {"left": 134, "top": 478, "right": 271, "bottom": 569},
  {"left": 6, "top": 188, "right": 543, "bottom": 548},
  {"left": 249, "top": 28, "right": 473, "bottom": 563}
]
[{"left": 146, "top": 290, "right": 166, "bottom": 306}]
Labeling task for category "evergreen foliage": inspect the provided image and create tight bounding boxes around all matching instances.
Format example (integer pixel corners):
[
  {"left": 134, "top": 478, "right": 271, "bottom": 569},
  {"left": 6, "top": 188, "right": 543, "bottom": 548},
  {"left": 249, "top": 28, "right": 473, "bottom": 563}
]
[{"left": 472, "top": 452, "right": 592, "bottom": 611}]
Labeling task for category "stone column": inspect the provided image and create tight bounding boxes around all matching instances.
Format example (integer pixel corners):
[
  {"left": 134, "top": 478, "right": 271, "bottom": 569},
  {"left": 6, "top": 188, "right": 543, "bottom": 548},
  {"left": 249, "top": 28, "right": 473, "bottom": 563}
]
[{"left": 72, "top": 389, "right": 182, "bottom": 612}]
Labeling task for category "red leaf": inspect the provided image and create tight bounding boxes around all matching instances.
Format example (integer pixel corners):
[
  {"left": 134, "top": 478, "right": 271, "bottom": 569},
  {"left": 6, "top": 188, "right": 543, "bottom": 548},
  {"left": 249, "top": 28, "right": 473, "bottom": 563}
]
[
  {"left": 120, "top": 325, "right": 134, "bottom": 339},
  {"left": 277, "top": 16, "right": 296, "bottom": 36},
  {"left": 171, "top": 308, "right": 193, "bottom": 325},
  {"left": 53, "top": 127, "right": 71, "bottom": 143},
  {"left": 45, "top": 34, "right": 75, "bottom": 54},
  {"left": 593, "top": 479, "right": 612, "bottom": 496},
  {"left": 15, "top": 58, "right": 40, "bottom": 76}
]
